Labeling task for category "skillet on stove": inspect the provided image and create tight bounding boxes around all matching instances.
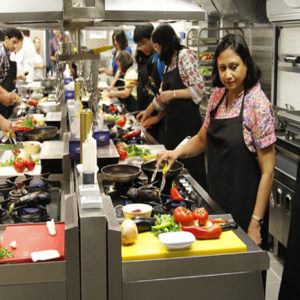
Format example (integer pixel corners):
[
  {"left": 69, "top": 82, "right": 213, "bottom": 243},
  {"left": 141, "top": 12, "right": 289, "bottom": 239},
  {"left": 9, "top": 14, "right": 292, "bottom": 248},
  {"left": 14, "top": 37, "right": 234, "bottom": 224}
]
[{"left": 101, "top": 164, "right": 141, "bottom": 183}]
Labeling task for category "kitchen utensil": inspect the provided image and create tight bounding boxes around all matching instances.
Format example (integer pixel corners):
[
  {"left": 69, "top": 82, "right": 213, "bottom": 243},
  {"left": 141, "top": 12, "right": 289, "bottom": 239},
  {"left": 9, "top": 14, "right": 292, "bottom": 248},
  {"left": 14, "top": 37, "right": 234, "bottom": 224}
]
[
  {"left": 141, "top": 160, "right": 184, "bottom": 181},
  {"left": 159, "top": 161, "right": 169, "bottom": 192},
  {"left": 23, "top": 126, "right": 58, "bottom": 141},
  {"left": 122, "top": 203, "right": 153, "bottom": 219},
  {"left": 101, "top": 164, "right": 141, "bottom": 183},
  {"left": 150, "top": 163, "right": 159, "bottom": 183}
]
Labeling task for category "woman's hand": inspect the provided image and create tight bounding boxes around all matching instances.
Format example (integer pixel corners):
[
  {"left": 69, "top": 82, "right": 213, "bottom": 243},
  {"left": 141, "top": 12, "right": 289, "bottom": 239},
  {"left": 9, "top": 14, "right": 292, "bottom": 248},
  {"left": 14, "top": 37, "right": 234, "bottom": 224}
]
[
  {"left": 142, "top": 115, "right": 160, "bottom": 128},
  {"left": 156, "top": 149, "right": 179, "bottom": 170},
  {"left": 0, "top": 115, "right": 14, "bottom": 136},
  {"left": 156, "top": 90, "right": 174, "bottom": 104},
  {"left": 247, "top": 219, "right": 262, "bottom": 246}
]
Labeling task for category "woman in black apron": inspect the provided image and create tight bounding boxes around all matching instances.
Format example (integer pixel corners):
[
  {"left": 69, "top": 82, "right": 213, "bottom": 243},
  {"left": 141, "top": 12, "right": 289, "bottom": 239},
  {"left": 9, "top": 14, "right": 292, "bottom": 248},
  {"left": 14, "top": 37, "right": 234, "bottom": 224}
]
[
  {"left": 156, "top": 34, "right": 275, "bottom": 252},
  {"left": 0, "top": 58, "right": 17, "bottom": 118}
]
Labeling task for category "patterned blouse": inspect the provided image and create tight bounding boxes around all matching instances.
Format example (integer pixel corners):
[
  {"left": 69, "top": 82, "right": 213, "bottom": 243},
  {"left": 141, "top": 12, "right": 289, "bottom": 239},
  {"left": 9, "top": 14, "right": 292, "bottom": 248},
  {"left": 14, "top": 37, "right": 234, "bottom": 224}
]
[
  {"left": 0, "top": 43, "right": 10, "bottom": 84},
  {"left": 165, "top": 48, "right": 206, "bottom": 105},
  {"left": 203, "top": 83, "right": 276, "bottom": 152}
]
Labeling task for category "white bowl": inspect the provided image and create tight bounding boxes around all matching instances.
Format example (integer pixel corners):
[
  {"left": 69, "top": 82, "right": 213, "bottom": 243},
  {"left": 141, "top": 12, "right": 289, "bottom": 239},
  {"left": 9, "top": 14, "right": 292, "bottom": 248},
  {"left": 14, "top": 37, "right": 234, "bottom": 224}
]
[
  {"left": 22, "top": 141, "right": 41, "bottom": 154},
  {"left": 158, "top": 231, "right": 195, "bottom": 250},
  {"left": 122, "top": 203, "right": 153, "bottom": 219}
]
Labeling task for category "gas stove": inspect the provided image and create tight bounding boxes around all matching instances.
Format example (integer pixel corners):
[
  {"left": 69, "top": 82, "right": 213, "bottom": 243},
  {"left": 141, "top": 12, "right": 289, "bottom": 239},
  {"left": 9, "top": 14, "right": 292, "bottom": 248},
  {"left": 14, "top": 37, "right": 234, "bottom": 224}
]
[
  {"left": 101, "top": 173, "right": 215, "bottom": 217},
  {"left": 0, "top": 174, "right": 61, "bottom": 224}
]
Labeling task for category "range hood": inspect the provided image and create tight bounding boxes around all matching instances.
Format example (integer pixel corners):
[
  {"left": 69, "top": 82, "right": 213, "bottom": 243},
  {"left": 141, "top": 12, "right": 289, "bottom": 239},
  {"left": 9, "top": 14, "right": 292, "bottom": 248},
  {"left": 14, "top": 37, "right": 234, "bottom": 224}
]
[
  {"left": 267, "top": 0, "right": 300, "bottom": 23},
  {"left": 0, "top": 0, "right": 206, "bottom": 28},
  {"left": 199, "top": 0, "right": 268, "bottom": 23}
]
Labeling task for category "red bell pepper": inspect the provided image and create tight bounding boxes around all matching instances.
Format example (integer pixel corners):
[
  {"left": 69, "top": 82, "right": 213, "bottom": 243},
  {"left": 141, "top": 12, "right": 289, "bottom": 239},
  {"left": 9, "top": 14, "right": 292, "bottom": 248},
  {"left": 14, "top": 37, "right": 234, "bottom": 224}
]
[
  {"left": 182, "top": 224, "right": 222, "bottom": 240},
  {"left": 193, "top": 207, "right": 208, "bottom": 226},
  {"left": 121, "top": 129, "right": 141, "bottom": 140},
  {"left": 170, "top": 185, "right": 184, "bottom": 201},
  {"left": 116, "top": 144, "right": 128, "bottom": 160}
]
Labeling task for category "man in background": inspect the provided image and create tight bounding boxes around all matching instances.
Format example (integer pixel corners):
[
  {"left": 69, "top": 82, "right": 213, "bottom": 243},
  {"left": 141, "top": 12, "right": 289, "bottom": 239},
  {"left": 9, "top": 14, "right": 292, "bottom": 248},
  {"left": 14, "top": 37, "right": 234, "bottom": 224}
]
[
  {"left": 18, "top": 29, "right": 35, "bottom": 82},
  {"left": 0, "top": 28, "right": 21, "bottom": 118},
  {"left": 49, "top": 30, "right": 64, "bottom": 74}
]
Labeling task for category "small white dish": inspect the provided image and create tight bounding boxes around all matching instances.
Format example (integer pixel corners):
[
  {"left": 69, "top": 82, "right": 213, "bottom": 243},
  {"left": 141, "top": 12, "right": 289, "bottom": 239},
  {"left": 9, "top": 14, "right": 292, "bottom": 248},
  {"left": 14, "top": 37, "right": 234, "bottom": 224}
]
[{"left": 158, "top": 231, "right": 195, "bottom": 250}]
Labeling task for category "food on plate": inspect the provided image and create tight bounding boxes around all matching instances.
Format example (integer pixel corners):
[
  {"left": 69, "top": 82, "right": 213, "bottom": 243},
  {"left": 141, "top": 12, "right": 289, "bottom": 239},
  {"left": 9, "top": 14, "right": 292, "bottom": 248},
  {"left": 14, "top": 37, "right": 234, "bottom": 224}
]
[
  {"left": 182, "top": 224, "right": 222, "bottom": 240},
  {"left": 151, "top": 214, "right": 181, "bottom": 236},
  {"left": 173, "top": 206, "right": 194, "bottom": 226},
  {"left": 120, "top": 219, "right": 138, "bottom": 245},
  {"left": 193, "top": 207, "right": 209, "bottom": 226},
  {"left": 116, "top": 144, "right": 128, "bottom": 160},
  {"left": 124, "top": 144, "right": 151, "bottom": 158},
  {"left": 14, "top": 116, "right": 37, "bottom": 132}
]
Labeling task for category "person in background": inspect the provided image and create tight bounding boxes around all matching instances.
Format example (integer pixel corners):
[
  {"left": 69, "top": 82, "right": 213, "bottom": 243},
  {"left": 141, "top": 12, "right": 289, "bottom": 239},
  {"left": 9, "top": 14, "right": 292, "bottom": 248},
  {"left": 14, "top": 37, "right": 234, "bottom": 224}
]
[
  {"left": 18, "top": 30, "right": 35, "bottom": 82},
  {"left": 49, "top": 29, "right": 64, "bottom": 74},
  {"left": 100, "top": 30, "right": 132, "bottom": 90},
  {"left": 10, "top": 39, "right": 26, "bottom": 81},
  {"left": 33, "top": 36, "right": 46, "bottom": 80},
  {"left": 133, "top": 24, "right": 165, "bottom": 143},
  {"left": 105, "top": 50, "right": 139, "bottom": 112},
  {"left": 137, "top": 24, "right": 207, "bottom": 188},
  {"left": 0, "top": 28, "right": 21, "bottom": 118},
  {"left": 156, "top": 33, "right": 275, "bottom": 285}
]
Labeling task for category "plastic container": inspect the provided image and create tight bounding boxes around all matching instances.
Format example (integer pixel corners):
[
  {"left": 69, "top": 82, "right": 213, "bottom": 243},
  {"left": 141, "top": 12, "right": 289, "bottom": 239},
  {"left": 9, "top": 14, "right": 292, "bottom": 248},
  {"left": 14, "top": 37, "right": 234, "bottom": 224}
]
[{"left": 82, "top": 133, "right": 97, "bottom": 184}]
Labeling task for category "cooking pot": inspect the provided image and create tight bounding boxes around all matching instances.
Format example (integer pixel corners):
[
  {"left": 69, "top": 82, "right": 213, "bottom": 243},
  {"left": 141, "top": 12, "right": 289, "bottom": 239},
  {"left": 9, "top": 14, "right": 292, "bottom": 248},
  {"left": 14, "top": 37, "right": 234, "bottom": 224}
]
[
  {"left": 38, "top": 101, "right": 61, "bottom": 113},
  {"left": 141, "top": 160, "right": 184, "bottom": 180},
  {"left": 23, "top": 126, "right": 58, "bottom": 141},
  {"left": 101, "top": 164, "right": 141, "bottom": 183}
]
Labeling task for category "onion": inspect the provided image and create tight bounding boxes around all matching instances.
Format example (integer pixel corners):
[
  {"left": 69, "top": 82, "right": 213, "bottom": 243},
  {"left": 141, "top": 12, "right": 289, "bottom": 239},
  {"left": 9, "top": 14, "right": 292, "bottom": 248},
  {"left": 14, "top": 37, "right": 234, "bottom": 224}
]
[{"left": 120, "top": 219, "right": 138, "bottom": 245}]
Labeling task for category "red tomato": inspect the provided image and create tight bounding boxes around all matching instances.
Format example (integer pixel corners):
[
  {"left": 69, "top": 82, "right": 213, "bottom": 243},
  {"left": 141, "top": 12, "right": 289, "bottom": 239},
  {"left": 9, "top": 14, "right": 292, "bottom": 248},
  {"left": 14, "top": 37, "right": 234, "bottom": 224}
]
[
  {"left": 25, "top": 159, "right": 35, "bottom": 171},
  {"left": 116, "top": 116, "right": 126, "bottom": 127},
  {"left": 13, "top": 126, "right": 32, "bottom": 132},
  {"left": 109, "top": 105, "right": 117, "bottom": 114},
  {"left": 193, "top": 207, "right": 209, "bottom": 226},
  {"left": 116, "top": 145, "right": 128, "bottom": 160},
  {"left": 13, "top": 157, "right": 26, "bottom": 173},
  {"left": 173, "top": 206, "right": 194, "bottom": 226},
  {"left": 27, "top": 99, "right": 38, "bottom": 106}
]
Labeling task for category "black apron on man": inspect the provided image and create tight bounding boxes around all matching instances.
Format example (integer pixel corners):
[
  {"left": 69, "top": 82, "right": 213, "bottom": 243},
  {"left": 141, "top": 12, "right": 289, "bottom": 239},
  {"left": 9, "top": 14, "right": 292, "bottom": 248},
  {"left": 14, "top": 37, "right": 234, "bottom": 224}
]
[
  {"left": 162, "top": 53, "right": 207, "bottom": 189},
  {"left": 206, "top": 91, "right": 268, "bottom": 287},
  {"left": 0, "top": 58, "right": 17, "bottom": 118}
]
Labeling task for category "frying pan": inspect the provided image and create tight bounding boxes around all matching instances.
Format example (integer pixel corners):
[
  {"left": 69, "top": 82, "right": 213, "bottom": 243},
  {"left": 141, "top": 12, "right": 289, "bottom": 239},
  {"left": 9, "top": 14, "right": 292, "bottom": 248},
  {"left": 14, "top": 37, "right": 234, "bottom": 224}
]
[
  {"left": 23, "top": 126, "right": 58, "bottom": 141},
  {"left": 141, "top": 160, "right": 184, "bottom": 180},
  {"left": 101, "top": 164, "right": 141, "bottom": 183}
]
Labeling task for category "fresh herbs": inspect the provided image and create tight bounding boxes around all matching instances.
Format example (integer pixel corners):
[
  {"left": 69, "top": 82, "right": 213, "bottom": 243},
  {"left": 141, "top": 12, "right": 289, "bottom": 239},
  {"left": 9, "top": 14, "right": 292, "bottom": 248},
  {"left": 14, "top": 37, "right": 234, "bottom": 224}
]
[
  {"left": 0, "top": 247, "right": 13, "bottom": 259},
  {"left": 21, "top": 117, "right": 35, "bottom": 128},
  {"left": 125, "top": 144, "right": 151, "bottom": 158},
  {"left": 151, "top": 214, "right": 181, "bottom": 237}
]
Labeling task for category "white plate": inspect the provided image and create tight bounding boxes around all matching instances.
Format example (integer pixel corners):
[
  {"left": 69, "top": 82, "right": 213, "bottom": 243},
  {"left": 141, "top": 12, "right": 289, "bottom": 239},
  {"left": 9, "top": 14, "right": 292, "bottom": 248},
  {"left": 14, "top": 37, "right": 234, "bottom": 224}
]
[{"left": 158, "top": 231, "right": 195, "bottom": 250}]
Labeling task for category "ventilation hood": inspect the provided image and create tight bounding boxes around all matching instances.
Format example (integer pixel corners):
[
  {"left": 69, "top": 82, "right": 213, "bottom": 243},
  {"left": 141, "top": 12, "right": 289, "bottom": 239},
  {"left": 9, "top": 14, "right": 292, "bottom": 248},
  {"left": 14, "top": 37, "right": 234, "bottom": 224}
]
[
  {"left": 0, "top": 0, "right": 206, "bottom": 28},
  {"left": 267, "top": 0, "right": 300, "bottom": 23},
  {"left": 199, "top": 0, "right": 268, "bottom": 23}
]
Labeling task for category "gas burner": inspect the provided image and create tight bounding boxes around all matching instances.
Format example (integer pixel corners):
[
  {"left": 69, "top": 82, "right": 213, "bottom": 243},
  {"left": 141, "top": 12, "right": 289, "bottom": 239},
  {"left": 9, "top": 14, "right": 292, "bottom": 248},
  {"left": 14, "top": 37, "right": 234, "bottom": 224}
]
[
  {"left": 12, "top": 205, "right": 50, "bottom": 223},
  {"left": 9, "top": 188, "right": 28, "bottom": 202}
]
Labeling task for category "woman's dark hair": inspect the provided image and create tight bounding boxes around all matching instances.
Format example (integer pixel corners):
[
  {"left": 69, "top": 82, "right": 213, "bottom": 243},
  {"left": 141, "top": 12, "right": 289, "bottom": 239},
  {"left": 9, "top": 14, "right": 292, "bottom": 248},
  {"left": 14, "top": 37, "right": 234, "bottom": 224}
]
[
  {"left": 212, "top": 34, "right": 261, "bottom": 91},
  {"left": 116, "top": 50, "right": 133, "bottom": 73},
  {"left": 112, "top": 30, "right": 128, "bottom": 50},
  {"left": 133, "top": 24, "right": 154, "bottom": 43},
  {"left": 3, "top": 27, "right": 23, "bottom": 41},
  {"left": 151, "top": 24, "right": 182, "bottom": 65}
]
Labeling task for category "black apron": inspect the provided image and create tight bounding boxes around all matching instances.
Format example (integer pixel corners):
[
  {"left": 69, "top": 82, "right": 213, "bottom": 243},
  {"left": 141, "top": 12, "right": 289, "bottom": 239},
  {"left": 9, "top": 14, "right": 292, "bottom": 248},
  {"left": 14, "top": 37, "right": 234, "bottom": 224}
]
[
  {"left": 0, "top": 58, "right": 17, "bottom": 118},
  {"left": 207, "top": 91, "right": 268, "bottom": 244},
  {"left": 278, "top": 167, "right": 300, "bottom": 299},
  {"left": 162, "top": 54, "right": 207, "bottom": 189}
]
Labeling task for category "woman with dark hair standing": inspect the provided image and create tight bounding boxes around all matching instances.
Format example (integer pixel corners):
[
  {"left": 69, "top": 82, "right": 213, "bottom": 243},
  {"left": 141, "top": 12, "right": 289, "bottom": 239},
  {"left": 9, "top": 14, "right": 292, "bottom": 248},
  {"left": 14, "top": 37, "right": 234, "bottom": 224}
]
[
  {"left": 100, "top": 30, "right": 132, "bottom": 90},
  {"left": 137, "top": 24, "right": 207, "bottom": 188},
  {"left": 156, "top": 33, "right": 276, "bottom": 252}
]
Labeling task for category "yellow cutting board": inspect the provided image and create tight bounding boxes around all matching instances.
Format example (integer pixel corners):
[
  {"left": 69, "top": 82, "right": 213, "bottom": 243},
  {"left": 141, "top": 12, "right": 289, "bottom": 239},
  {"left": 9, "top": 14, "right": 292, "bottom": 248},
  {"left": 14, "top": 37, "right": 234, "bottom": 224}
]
[{"left": 122, "top": 231, "right": 247, "bottom": 261}]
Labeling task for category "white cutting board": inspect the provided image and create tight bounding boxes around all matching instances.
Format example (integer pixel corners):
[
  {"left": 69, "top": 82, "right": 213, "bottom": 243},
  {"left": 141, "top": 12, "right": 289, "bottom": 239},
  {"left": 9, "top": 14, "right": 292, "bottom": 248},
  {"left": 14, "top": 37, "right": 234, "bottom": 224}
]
[{"left": 0, "top": 151, "right": 41, "bottom": 177}]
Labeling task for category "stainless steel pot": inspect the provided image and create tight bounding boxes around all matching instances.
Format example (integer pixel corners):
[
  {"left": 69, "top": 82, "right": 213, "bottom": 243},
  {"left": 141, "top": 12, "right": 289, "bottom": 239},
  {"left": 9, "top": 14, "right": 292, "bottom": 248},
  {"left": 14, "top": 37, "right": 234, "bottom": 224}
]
[{"left": 101, "top": 164, "right": 141, "bottom": 183}]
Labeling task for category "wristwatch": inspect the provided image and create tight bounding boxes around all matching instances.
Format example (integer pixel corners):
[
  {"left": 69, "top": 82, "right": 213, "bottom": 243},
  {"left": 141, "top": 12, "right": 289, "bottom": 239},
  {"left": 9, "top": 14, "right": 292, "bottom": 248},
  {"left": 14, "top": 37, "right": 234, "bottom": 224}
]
[{"left": 251, "top": 214, "right": 264, "bottom": 226}]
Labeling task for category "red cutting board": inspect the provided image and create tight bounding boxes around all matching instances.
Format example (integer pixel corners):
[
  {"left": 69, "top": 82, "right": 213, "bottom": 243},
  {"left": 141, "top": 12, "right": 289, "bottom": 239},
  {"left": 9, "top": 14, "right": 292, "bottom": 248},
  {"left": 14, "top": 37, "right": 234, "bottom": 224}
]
[{"left": 0, "top": 222, "right": 65, "bottom": 264}]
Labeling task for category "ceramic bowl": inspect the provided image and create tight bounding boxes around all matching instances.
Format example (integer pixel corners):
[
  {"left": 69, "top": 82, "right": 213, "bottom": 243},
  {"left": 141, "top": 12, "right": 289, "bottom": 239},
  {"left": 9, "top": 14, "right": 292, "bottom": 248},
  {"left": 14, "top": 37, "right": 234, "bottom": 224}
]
[{"left": 122, "top": 203, "right": 153, "bottom": 219}]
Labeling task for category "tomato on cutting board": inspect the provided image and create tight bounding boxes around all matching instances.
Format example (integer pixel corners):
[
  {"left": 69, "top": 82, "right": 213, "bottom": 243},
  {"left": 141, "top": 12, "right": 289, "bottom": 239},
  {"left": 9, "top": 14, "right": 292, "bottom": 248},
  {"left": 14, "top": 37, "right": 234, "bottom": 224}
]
[{"left": 173, "top": 206, "right": 194, "bottom": 226}]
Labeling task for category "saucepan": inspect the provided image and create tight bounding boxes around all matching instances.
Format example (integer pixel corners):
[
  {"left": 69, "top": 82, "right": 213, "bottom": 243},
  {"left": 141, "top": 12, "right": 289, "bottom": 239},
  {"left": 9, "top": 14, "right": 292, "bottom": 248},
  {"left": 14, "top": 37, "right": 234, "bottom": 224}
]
[
  {"left": 23, "top": 126, "right": 58, "bottom": 141},
  {"left": 141, "top": 160, "right": 184, "bottom": 180},
  {"left": 101, "top": 164, "right": 141, "bottom": 183}
]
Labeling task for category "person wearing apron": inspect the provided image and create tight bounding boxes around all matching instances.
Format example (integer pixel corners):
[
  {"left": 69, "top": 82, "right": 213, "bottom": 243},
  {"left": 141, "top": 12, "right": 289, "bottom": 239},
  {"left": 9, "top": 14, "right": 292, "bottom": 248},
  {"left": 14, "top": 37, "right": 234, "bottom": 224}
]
[
  {"left": 156, "top": 34, "right": 275, "bottom": 257},
  {"left": 137, "top": 24, "right": 207, "bottom": 188},
  {"left": 0, "top": 28, "right": 22, "bottom": 118}
]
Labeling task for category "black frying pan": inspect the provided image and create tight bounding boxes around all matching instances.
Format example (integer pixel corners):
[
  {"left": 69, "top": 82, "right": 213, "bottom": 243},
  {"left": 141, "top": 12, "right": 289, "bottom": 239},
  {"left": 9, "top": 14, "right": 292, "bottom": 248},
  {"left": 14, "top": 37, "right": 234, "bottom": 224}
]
[
  {"left": 101, "top": 164, "right": 141, "bottom": 183},
  {"left": 23, "top": 126, "right": 58, "bottom": 141},
  {"left": 141, "top": 160, "right": 184, "bottom": 180}
]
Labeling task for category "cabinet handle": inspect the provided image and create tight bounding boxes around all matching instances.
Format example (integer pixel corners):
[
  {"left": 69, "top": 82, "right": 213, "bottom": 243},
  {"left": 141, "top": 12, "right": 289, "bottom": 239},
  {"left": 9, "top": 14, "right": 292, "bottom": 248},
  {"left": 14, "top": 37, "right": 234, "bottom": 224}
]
[
  {"left": 276, "top": 187, "right": 282, "bottom": 206},
  {"left": 285, "top": 194, "right": 292, "bottom": 213}
]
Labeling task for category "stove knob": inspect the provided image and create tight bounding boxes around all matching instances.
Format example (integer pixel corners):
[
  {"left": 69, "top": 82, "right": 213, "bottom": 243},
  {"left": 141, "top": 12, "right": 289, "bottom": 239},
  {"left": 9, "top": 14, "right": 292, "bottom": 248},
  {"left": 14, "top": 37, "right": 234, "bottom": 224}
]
[{"left": 285, "top": 194, "right": 292, "bottom": 213}]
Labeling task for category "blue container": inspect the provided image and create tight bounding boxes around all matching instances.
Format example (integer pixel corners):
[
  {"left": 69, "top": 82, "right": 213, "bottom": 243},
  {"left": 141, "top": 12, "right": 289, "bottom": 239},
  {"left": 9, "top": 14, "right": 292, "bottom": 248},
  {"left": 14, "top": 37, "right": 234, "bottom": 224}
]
[
  {"left": 65, "top": 90, "right": 74, "bottom": 100},
  {"left": 64, "top": 77, "right": 73, "bottom": 85},
  {"left": 69, "top": 139, "right": 80, "bottom": 161},
  {"left": 93, "top": 130, "right": 110, "bottom": 146}
]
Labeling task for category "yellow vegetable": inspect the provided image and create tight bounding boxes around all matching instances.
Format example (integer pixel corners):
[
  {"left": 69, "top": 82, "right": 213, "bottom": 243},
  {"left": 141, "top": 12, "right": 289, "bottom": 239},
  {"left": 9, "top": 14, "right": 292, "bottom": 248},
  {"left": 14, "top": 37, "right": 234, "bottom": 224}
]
[{"left": 120, "top": 219, "right": 138, "bottom": 245}]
